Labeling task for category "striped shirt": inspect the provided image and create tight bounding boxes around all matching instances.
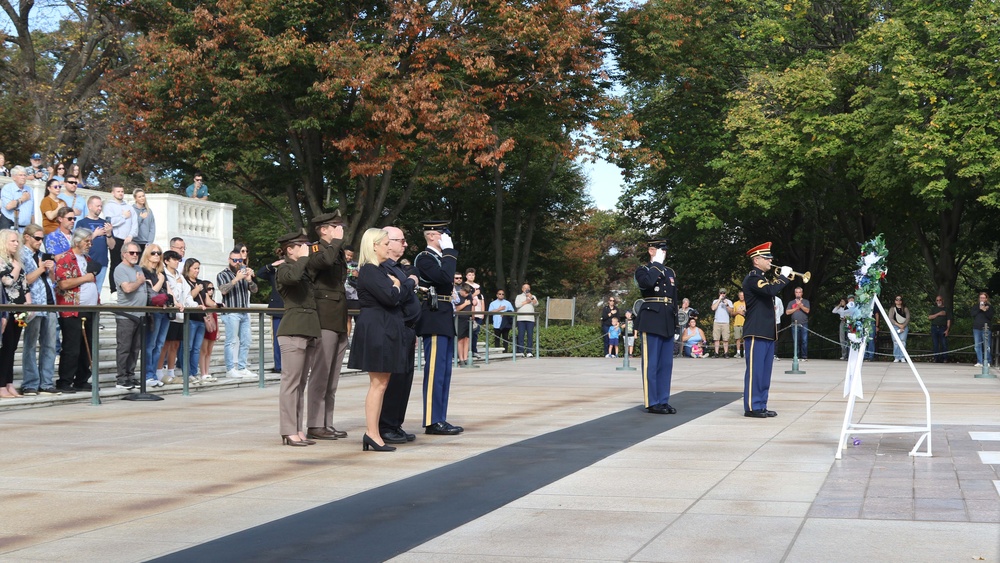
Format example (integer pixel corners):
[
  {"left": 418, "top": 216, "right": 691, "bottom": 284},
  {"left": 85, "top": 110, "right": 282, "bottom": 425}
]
[{"left": 217, "top": 267, "right": 257, "bottom": 308}]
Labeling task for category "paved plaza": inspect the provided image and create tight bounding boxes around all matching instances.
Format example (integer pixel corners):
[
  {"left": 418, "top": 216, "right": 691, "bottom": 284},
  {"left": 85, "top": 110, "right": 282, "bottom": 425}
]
[{"left": 1, "top": 355, "right": 999, "bottom": 562}]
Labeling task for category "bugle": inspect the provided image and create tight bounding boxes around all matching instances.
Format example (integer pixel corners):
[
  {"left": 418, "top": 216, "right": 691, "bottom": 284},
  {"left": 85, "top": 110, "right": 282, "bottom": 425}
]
[{"left": 771, "top": 264, "right": 811, "bottom": 283}]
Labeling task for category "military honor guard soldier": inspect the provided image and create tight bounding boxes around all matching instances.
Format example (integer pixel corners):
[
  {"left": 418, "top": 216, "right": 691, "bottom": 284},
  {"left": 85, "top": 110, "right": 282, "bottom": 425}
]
[
  {"left": 414, "top": 220, "right": 464, "bottom": 435},
  {"left": 742, "top": 242, "right": 791, "bottom": 418},
  {"left": 304, "top": 211, "right": 350, "bottom": 441},
  {"left": 634, "top": 237, "right": 679, "bottom": 414}
]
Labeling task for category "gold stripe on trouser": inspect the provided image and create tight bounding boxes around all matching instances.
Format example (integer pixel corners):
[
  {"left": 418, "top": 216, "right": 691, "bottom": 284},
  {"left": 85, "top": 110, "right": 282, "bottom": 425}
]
[
  {"left": 641, "top": 333, "right": 650, "bottom": 408},
  {"left": 746, "top": 337, "right": 755, "bottom": 408},
  {"left": 424, "top": 337, "right": 437, "bottom": 426}
]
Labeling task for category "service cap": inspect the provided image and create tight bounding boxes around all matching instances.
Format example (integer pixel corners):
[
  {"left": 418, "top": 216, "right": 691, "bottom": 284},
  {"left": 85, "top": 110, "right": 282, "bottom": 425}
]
[
  {"left": 311, "top": 210, "right": 344, "bottom": 228},
  {"left": 746, "top": 242, "right": 773, "bottom": 259},
  {"left": 422, "top": 220, "right": 451, "bottom": 233},
  {"left": 277, "top": 231, "right": 310, "bottom": 247},
  {"left": 646, "top": 237, "right": 668, "bottom": 250}
]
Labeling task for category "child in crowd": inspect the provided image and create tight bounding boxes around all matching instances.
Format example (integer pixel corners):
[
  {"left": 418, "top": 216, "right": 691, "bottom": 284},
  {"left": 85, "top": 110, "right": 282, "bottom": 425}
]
[
  {"left": 455, "top": 283, "right": 473, "bottom": 362},
  {"left": 607, "top": 317, "right": 621, "bottom": 358},
  {"left": 625, "top": 310, "right": 636, "bottom": 356}
]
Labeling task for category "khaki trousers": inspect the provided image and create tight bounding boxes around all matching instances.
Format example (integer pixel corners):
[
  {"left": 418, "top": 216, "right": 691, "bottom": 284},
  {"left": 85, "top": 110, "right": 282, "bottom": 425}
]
[
  {"left": 278, "top": 335, "right": 316, "bottom": 436},
  {"left": 307, "top": 329, "right": 348, "bottom": 428}
]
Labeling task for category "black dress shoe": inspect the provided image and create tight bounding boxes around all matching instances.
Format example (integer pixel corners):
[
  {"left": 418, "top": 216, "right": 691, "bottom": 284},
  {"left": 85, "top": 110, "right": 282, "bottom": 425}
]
[
  {"left": 646, "top": 404, "right": 668, "bottom": 414},
  {"left": 662, "top": 404, "right": 677, "bottom": 414},
  {"left": 398, "top": 427, "right": 416, "bottom": 442},
  {"left": 765, "top": 410, "right": 777, "bottom": 417},
  {"left": 74, "top": 382, "right": 92, "bottom": 391},
  {"left": 443, "top": 421, "right": 464, "bottom": 433},
  {"left": 744, "top": 410, "right": 768, "bottom": 418},
  {"left": 381, "top": 429, "right": 408, "bottom": 444},
  {"left": 425, "top": 422, "right": 460, "bottom": 435},
  {"left": 307, "top": 427, "right": 339, "bottom": 440},
  {"left": 325, "top": 426, "right": 348, "bottom": 438},
  {"left": 56, "top": 381, "right": 77, "bottom": 393}
]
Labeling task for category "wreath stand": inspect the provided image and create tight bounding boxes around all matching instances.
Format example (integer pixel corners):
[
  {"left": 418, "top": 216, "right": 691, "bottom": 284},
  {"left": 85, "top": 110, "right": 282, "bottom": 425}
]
[{"left": 836, "top": 295, "right": 932, "bottom": 459}]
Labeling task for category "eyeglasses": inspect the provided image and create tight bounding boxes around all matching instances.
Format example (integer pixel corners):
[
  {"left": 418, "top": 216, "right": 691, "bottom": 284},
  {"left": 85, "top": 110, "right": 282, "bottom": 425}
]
[
  {"left": 389, "top": 238, "right": 406, "bottom": 243},
  {"left": 150, "top": 251, "right": 162, "bottom": 256},
  {"left": 125, "top": 251, "right": 139, "bottom": 256},
  {"left": 30, "top": 235, "right": 43, "bottom": 241}
]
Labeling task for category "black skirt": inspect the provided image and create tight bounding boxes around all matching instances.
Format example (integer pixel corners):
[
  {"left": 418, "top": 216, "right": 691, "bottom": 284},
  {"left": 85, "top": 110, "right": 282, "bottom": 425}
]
[{"left": 347, "top": 307, "right": 411, "bottom": 373}]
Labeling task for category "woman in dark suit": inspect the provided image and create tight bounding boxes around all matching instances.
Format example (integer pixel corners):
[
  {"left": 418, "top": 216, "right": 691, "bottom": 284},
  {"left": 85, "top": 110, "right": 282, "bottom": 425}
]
[
  {"left": 348, "top": 227, "right": 414, "bottom": 452},
  {"left": 274, "top": 232, "right": 321, "bottom": 447}
]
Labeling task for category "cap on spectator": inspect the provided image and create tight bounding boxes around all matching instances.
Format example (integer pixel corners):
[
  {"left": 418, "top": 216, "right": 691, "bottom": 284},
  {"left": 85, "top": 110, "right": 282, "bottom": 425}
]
[
  {"left": 646, "top": 236, "right": 668, "bottom": 250},
  {"left": 746, "top": 242, "right": 773, "bottom": 259},
  {"left": 719, "top": 288, "right": 727, "bottom": 294},
  {"left": 311, "top": 210, "right": 344, "bottom": 228},
  {"left": 422, "top": 220, "right": 450, "bottom": 232},
  {"left": 30, "top": 153, "right": 42, "bottom": 160}
]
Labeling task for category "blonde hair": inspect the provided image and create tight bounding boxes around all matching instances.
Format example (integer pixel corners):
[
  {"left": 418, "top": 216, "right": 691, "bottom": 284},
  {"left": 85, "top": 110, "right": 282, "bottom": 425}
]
[
  {"left": 0, "top": 229, "right": 22, "bottom": 265},
  {"left": 140, "top": 244, "right": 164, "bottom": 274},
  {"left": 357, "top": 228, "right": 388, "bottom": 268}
]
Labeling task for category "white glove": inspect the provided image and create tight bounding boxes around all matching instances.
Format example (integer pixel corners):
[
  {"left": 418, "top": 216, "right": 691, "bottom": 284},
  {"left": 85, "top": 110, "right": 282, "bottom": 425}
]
[
  {"left": 439, "top": 233, "right": 454, "bottom": 250},
  {"left": 779, "top": 266, "right": 793, "bottom": 278},
  {"left": 651, "top": 249, "right": 665, "bottom": 264}
]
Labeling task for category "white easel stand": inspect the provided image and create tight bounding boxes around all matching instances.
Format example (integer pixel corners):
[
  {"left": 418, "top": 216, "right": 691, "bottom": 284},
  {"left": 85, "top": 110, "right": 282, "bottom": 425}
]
[{"left": 836, "top": 295, "right": 932, "bottom": 459}]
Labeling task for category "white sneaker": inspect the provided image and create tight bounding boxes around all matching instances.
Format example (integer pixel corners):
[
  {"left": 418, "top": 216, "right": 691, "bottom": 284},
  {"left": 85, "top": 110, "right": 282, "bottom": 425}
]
[
  {"left": 526, "top": 353, "right": 533, "bottom": 358},
  {"left": 975, "top": 363, "right": 983, "bottom": 367},
  {"left": 238, "top": 368, "right": 256, "bottom": 378},
  {"left": 227, "top": 369, "right": 242, "bottom": 379},
  {"left": 146, "top": 378, "right": 163, "bottom": 388}
]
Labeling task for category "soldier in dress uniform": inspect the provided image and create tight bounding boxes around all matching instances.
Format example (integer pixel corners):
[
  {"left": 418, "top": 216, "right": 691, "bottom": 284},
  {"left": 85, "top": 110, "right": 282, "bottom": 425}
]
[
  {"left": 742, "top": 242, "right": 791, "bottom": 418},
  {"left": 414, "top": 220, "right": 463, "bottom": 435},
  {"left": 274, "top": 231, "right": 321, "bottom": 446},
  {"left": 304, "top": 211, "right": 350, "bottom": 440},
  {"left": 634, "top": 237, "right": 679, "bottom": 414}
]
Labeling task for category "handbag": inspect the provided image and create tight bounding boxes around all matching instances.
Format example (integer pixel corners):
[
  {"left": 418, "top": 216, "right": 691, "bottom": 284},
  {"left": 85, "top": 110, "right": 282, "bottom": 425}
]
[{"left": 205, "top": 312, "right": 218, "bottom": 333}]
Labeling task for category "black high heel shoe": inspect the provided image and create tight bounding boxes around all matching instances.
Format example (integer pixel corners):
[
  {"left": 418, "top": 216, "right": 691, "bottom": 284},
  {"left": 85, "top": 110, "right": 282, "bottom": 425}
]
[
  {"left": 282, "top": 435, "right": 310, "bottom": 447},
  {"left": 362, "top": 434, "right": 396, "bottom": 452}
]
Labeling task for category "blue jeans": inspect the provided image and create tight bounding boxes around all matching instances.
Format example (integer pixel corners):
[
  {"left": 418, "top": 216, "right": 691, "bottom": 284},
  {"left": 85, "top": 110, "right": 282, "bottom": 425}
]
[
  {"left": 930, "top": 325, "right": 948, "bottom": 362},
  {"left": 22, "top": 312, "right": 58, "bottom": 390},
  {"left": 145, "top": 313, "right": 170, "bottom": 380},
  {"left": 792, "top": 322, "right": 808, "bottom": 358},
  {"left": 973, "top": 328, "right": 986, "bottom": 365},
  {"left": 892, "top": 326, "right": 909, "bottom": 361},
  {"left": 865, "top": 330, "right": 877, "bottom": 360},
  {"left": 94, "top": 265, "right": 109, "bottom": 296},
  {"left": 223, "top": 312, "right": 251, "bottom": 370},
  {"left": 188, "top": 320, "right": 206, "bottom": 375},
  {"left": 272, "top": 316, "right": 282, "bottom": 370},
  {"left": 516, "top": 320, "right": 534, "bottom": 355}
]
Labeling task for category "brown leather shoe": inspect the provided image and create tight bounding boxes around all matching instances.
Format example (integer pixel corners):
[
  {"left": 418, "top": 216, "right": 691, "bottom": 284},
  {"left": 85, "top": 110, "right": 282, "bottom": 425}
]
[
  {"left": 306, "top": 427, "right": 338, "bottom": 440},
  {"left": 325, "top": 426, "right": 348, "bottom": 438}
]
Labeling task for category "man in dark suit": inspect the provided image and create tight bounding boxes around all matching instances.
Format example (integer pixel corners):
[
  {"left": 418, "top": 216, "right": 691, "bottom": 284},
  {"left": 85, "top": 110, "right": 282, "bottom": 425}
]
[
  {"left": 414, "top": 220, "right": 463, "bottom": 435},
  {"left": 634, "top": 237, "right": 679, "bottom": 414},
  {"left": 742, "top": 242, "right": 791, "bottom": 418},
  {"left": 304, "top": 211, "right": 349, "bottom": 440},
  {"left": 378, "top": 226, "right": 421, "bottom": 444}
]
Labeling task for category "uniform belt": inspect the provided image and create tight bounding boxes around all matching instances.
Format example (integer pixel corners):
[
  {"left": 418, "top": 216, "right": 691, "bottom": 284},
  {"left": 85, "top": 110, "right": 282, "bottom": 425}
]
[{"left": 644, "top": 297, "right": 673, "bottom": 304}]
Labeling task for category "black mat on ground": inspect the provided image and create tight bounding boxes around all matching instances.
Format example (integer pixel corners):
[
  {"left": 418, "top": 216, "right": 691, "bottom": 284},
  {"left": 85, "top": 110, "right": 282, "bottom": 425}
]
[{"left": 156, "top": 391, "right": 741, "bottom": 563}]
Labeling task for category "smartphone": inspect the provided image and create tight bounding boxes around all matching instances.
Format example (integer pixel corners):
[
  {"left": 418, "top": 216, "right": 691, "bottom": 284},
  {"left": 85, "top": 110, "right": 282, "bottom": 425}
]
[{"left": 42, "top": 253, "right": 54, "bottom": 262}]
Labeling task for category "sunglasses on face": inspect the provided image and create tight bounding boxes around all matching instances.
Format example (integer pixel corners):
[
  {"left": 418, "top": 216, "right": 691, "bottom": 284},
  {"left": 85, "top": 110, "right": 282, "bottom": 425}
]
[
  {"left": 150, "top": 251, "right": 162, "bottom": 256},
  {"left": 126, "top": 251, "right": 139, "bottom": 256},
  {"left": 30, "top": 235, "right": 43, "bottom": 241},
  {"left": 66, "top": 180, "right": 77, "bottom": 185}
]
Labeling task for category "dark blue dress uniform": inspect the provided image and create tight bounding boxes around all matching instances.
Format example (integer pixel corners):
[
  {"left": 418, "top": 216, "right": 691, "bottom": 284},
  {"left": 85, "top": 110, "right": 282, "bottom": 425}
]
[
  {"left": 414, "top": 221, "right": 462, "bottom": 434},
  {"left": 742, "top": 242, "right": 789, "bottom": 417},
  {"left": 634, "top": 239, "right": 678, "bottom": 414}
]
